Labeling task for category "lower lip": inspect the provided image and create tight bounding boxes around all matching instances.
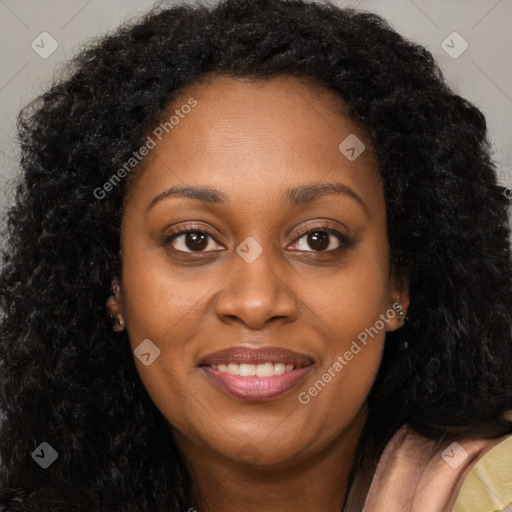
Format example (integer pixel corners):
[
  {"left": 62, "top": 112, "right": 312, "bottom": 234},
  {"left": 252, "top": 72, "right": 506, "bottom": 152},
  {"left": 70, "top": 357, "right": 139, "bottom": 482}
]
[{"left": 201, "top": 365, "right": 313, "bottom": 401}]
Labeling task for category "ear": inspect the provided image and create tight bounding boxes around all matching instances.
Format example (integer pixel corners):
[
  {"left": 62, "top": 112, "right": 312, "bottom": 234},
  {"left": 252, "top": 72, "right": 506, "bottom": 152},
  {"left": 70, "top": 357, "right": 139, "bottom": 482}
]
[
  {"left": 386, "top": 268, "right": 410, "bottom": 332},
  {"left": 106, "top": 277, "right": 125, "bottom": 332}
]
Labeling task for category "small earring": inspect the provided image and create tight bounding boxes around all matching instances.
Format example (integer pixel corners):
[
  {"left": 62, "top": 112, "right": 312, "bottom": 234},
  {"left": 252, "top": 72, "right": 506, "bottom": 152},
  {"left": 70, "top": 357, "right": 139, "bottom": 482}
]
[
  {"left": 393, "top": 303, "right": 405, "bottom": 322},
  {"left": 111, "top": 280, "right": 120, "bottom": 294},
  {"left": 109, "top": 313, "right": 125, "bottom": 332}
]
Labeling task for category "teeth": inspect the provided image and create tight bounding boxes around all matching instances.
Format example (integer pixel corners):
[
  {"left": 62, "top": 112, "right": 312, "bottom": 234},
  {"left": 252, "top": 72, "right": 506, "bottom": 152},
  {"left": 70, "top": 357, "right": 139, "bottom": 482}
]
[
  {"left": 209, "top": 362, "right": 296, "bottom": 376},
  {"left": 256, "top": 362, "right": 274, "bottom": 377},
  {"left": 240, "top": 363, "right": 256, "bottom": 376}
]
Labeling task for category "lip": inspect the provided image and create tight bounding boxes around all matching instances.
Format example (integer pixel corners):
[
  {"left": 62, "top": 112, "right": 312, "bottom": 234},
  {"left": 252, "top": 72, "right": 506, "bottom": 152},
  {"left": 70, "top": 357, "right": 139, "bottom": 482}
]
[
  {"left": 199, "top": 346, "right": 314, "bottom": 367},
  {"left": 199, "top": 346, "right": 315, "bottom": 401}
]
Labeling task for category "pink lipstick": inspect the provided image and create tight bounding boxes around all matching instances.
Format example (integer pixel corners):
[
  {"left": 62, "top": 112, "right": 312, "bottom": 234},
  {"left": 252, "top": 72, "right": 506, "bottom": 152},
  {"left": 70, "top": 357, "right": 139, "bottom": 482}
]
[{"left": 199, "top": 346, "right": 314, "bottom": 401}]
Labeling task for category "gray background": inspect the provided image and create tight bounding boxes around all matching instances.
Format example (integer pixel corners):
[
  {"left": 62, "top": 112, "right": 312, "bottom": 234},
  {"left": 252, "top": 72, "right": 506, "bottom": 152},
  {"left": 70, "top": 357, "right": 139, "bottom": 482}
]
[{"left": 1, "top": 0, "right": 511, "bottom": 223}]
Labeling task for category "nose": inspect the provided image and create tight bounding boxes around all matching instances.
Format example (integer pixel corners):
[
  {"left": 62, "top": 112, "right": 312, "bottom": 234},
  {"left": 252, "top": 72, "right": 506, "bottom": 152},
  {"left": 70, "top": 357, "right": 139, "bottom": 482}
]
[{"left": 214, "top": 240, "right": 299, "bottom": 330}]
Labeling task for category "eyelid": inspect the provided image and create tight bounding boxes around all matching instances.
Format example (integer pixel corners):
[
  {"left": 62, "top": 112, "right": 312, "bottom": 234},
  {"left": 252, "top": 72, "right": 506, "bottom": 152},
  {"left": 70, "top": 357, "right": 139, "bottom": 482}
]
[
  {"left": 288, "top": 223, "right": 350, "bottom": 252},
  {"left": 289, "top": 221, "right": 348, "bottom": 240},
  {"left": 163, "top": 223, "right": 224, "bottom": 250}
]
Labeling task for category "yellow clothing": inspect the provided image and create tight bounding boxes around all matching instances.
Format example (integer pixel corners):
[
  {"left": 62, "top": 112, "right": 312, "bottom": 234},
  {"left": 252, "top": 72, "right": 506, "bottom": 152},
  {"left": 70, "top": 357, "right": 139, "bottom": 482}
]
[
  {"left": 451, "top": 434, "right": 512, "bottom": 512},
  {"left": 345, "top": 424, "right": 512, "bottom": 512}
]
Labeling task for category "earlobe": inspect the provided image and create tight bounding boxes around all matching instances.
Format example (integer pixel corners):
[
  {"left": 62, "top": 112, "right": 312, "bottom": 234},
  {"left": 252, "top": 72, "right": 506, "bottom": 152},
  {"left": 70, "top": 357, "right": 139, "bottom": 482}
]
[
  {"left": 106, "top": 277, "right": 125, "bottom": 332},
  {"left": 388, "top": 302, "right": 405, "bottom": 330},
  {"left": 393, "top": 302, "right": 406, "bottom": 321},
  {"left": 386, "top": 270, "right": 410, "bottom": 332},
  {"left": 112, "top": 277, "right": 120, "bottom": 295}
]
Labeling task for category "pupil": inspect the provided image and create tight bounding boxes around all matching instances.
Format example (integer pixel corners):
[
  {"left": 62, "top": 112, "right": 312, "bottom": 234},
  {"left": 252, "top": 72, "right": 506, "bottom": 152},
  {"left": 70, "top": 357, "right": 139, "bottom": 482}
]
[
  {"left": 309, "top": 231, "right": 328, "bottom": 251},
  {"left": 186, "top": 232, "right": 207, "bottom": 251}
]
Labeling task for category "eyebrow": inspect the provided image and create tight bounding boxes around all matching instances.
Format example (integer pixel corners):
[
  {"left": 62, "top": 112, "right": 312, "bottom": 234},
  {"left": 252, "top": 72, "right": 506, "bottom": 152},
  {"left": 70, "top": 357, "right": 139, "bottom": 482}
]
[{"left": 146, "top": 182, "right": 368, "bottom": 215}]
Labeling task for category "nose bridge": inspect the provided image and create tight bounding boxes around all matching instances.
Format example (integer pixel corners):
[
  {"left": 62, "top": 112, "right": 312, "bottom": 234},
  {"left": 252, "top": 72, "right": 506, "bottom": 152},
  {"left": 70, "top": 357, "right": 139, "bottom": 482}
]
[
  {"left": 234, "top": 234, "right": 282, "bottom": 297},
  {"left": 215, "top": 234, "right": 297, "bottom": 326}
]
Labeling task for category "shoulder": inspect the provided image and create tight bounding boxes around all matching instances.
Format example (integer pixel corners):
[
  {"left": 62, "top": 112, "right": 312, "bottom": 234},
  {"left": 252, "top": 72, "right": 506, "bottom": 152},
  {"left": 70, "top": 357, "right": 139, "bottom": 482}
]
[
  {"left": 362, "top": 424, "right": 512, "bottom": 512},
  {"left": 451, "top": 433, "right": 512, "bottom": 512}
]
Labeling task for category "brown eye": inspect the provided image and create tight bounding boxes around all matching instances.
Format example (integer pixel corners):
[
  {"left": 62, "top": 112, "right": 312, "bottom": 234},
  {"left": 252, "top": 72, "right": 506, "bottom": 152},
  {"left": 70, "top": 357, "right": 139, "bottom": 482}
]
[
  {"left": 164, "top": 226, "right": 224, "bottom": 253},
  {"left": 289, "top": 225, "right": 349, "bottom": 252}
]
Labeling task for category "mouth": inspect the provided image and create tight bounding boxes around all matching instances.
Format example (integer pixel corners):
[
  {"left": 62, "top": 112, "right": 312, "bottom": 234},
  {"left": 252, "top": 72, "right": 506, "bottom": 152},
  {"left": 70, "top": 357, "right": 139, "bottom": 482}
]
[{"left": 199, "top": 346, "right": 314, "bottom": 401}]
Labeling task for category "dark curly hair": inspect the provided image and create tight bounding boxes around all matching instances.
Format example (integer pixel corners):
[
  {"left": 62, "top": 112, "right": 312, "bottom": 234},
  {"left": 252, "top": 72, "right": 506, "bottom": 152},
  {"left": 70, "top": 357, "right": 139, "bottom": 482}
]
[{"left": 1, "top": 0, "right": 511, "bottom": 510}]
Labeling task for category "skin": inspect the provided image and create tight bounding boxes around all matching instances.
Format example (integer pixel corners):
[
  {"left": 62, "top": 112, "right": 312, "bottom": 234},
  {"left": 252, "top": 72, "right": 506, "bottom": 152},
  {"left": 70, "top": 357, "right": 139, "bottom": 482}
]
[{"left": 107, "top": 75, "right": 409, "bottom": 512}]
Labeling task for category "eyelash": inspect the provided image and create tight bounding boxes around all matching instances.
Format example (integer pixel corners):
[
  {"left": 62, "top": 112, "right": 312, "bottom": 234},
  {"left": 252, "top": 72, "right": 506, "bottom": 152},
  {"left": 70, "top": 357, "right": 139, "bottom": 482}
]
[{"left": 163, "top": 222, "right": 352, "bottom": 254}]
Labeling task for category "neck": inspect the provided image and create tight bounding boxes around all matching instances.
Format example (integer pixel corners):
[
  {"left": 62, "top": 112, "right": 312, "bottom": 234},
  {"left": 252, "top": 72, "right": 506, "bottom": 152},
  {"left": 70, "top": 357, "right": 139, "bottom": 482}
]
[{"left": 175, "top": 405, "right": 368, "bottom": 512}]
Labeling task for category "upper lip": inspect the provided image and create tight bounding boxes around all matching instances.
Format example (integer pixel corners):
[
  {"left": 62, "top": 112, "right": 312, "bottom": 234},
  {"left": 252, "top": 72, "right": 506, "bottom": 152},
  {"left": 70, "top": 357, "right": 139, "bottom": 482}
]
[{"left": 199, "top": 346, "right": 314, "bottom": 367}]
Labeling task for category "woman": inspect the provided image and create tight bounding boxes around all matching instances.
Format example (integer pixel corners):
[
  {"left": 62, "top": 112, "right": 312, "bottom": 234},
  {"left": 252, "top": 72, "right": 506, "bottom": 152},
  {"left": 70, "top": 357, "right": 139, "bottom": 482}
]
[{"left": 0, "top": 0, "right": 511, "bottom": 511}]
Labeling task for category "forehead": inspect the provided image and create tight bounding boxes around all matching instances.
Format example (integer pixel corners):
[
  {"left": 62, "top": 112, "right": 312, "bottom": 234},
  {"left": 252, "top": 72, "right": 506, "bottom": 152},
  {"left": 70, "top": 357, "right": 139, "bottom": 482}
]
[
  {"left": 125, "top": 74, "right": 382, "bottom": 215},
  {"left": 159, "top": 74, "right": 367, "bottom": 155}
]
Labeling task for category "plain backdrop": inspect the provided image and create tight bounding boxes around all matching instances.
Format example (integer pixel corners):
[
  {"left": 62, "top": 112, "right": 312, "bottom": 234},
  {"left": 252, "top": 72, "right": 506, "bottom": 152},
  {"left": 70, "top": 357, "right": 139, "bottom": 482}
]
[{"left": 1, "top": 0, "right": 511, "bottom": 227}]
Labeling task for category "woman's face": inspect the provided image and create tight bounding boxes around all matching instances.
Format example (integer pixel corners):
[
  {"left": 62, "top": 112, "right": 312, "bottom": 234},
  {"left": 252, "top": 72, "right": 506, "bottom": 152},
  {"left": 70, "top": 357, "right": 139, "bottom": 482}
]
[{"left": 113, "top": 75, "right": 408, "bottom": 467}]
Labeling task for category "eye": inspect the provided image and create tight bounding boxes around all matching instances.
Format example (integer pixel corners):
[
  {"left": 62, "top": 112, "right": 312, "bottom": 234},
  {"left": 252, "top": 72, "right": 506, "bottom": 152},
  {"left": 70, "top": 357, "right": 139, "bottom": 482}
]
[
  {"left": 163, "top": 224, "right": 224, "bottom": 253},
  {"left": 163, "top": 223, "right": 351, "bottom": 254},
  {"left": 288, "top": 224, "right": 349, "bottom": 252}
]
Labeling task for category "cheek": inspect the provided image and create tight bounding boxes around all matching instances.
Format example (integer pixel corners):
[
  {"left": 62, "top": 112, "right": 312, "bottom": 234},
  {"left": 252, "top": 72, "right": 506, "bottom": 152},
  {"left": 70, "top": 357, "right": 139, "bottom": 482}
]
[
  {"left": 119, "top": 248, "right": 225, "bottom": 424},
  {"left": 119, "top": 233, "right": 206, "bottom": 342},
  {"left": 293, "top": 241, "right": 390, "bottom": 416},
  {"left": 305, "top": 239, "right": 391, "bottom": 339}
]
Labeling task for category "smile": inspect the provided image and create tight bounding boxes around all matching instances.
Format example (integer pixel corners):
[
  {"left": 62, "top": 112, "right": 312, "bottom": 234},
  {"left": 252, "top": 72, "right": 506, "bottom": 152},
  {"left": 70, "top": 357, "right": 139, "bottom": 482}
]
[
  {"left": 210, "top": 362, "right": 295, "bottom": 376},
  {"left": 199, "top": 346, "right": 314, "bottom": 401}
]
